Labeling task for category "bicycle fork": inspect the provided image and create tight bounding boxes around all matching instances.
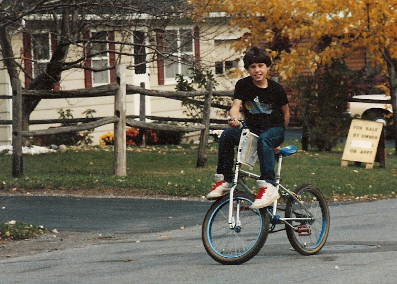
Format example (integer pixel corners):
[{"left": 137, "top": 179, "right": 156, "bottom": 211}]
[
  {"left": 228, "top": 163, "right": 241, "bottom": 229},
  {"left": 227, "top": 160, "right": 282, "bottom": 229}
]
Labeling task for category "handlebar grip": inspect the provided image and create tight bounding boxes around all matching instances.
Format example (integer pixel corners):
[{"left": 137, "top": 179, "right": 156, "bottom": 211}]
[{"left": 238, "top": 120, "right": 247, "bottom": 129}]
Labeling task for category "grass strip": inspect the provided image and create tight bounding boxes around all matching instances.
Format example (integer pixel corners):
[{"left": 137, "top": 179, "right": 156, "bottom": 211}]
[
  {"left": 0, "top": 221, "right": 49, "bottom": 240},
  {"left": 0, "top": 142, "right": 396, "bottom": 201}
]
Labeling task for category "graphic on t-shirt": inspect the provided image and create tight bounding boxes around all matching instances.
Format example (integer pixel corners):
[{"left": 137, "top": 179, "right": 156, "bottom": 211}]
[{"left": 244, "top": 96, "right": 272, "bottom": 114}]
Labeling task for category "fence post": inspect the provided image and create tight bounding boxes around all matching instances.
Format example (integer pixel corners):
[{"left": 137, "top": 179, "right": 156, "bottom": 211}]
[
  {"left": 196, "top": 81, "right": 213, "bottom": 167},
  {"left": 11, "top": 80, "right": 23, "bottom": 177},
  {"left": 139, "top": 82, "right": 146, "bottom": 146},
  {"left": 114, "top": 65, "right": 127, "bottom": 176}
]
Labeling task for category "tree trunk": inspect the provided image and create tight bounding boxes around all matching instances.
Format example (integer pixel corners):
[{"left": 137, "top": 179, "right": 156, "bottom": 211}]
[
  {"left": 383, "top": 48, "right": 397, "bottom": 153},
  {"left": 21, "top": 8, "right": 72, "bottom": 132},
  {"left": 22, "top": 39, "right": 70, "bottom": 131},
  {"left": 301, "top": 124, "right": 309, "bottom": 151},
  {"left": 0, "top": 27, "right": 24, "bottom": 176}
]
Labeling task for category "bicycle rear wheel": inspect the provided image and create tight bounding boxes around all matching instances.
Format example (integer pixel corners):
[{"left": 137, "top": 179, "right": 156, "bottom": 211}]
[
  {"left": 202, "top": 192, "right": 270, "bottom": 265},
  {"left": 285, "top": 184, "right": 330, "bottom": 255}
]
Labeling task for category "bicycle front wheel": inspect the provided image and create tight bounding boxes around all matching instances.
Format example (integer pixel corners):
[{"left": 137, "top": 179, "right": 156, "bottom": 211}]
[
  {"left": 285, "top": 184, "right": 330, "bottom": 255},
  {"left": 202, "top": 192, "right": 270, "bottom": 265}
]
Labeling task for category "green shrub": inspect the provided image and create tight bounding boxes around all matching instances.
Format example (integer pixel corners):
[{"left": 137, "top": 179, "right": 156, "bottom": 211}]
[
  {"left": 155, "top": 128, "right": 185, "bottom": 145},
  {"left": 131, "top": 126, "right": 185, "bottom": 145},
  {"left": 176, "top": 67, "right": 229, "bottom": 119},
  {"left": 33, "top": 108, "right": 95, "bottom": 146},
  {"left": 293, "top": 60, "right": 361, "bottom": 151},
  {"left": 100, "top": 126, "right": 185, "bottom": 146}
]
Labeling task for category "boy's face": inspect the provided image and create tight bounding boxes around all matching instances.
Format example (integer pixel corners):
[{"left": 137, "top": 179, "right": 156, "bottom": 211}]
[{"left": 247, "top": 62, "right": 269, "bottom": 82}]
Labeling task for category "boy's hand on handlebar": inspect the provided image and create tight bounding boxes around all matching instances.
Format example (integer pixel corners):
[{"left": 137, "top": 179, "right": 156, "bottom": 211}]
[{"left": 228, "top": 117, "right": 241, "bottom": 128}]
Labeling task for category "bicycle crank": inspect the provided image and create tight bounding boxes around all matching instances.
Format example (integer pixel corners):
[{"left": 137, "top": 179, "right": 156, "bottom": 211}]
[{"left": 296, "top": 225, "right": 311, "bottom": 236}]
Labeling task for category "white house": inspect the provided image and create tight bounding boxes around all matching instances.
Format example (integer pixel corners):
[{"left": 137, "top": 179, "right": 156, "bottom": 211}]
[{"left": 0, "top": 15, "right": 245, "bottom": 145}]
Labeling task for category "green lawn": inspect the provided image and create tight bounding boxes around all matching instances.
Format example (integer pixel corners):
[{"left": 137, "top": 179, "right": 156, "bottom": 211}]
[
  {"left": 1, "top": 142, "right": 396, "bottom": 201},
  {"left": 0, "top": 221, "right": 48, "bottom": 240}
]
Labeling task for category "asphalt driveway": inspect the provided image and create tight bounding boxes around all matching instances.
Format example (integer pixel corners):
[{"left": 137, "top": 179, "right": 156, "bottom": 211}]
[{"left": 0, "top": 196, "right": 209, "bottom": 234}]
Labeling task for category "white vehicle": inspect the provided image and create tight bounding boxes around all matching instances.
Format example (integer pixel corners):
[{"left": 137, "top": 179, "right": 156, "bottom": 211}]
[
  {"left": 348, "top": 93, "right": 392, "bottom": 121},
  {"left": 348, "top": 94, "right": 394, "bottom": 136}
]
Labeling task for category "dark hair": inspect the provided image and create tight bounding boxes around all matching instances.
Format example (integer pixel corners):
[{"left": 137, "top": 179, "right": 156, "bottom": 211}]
[{"left": 243, "top": 46, "right": 272, "bottom": 69}]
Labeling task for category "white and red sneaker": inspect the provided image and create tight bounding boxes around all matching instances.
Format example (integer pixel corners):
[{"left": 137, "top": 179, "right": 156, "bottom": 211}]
[
  {"left": 206, "top": 174, "right": 231, "bottom": 200},
  {"left": 250, "top": 180, "right": 279, "bottom": 209}
]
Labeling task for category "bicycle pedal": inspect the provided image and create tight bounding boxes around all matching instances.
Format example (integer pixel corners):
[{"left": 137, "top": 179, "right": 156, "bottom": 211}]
[{"left": 296, "top": 225, "right": 311, "bottom": 236}]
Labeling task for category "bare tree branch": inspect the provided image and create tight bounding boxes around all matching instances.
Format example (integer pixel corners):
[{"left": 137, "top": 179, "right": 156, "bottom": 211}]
[{"left": 0, "top": 0, "right": 197, "bottom": 132}]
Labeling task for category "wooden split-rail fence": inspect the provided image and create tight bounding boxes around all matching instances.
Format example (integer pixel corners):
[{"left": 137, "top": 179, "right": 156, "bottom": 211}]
[{"left": 1, "top": 65, "right": 233, "bottom": 177}]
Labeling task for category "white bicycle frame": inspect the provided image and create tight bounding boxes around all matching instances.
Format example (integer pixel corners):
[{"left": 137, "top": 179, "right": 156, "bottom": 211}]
[{"left": 227, "top": 129, "right": 313, "bottom": 229}]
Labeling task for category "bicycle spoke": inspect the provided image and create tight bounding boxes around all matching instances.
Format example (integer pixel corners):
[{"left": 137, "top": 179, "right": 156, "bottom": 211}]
[{"left": 286, "top": 185, "right": 330, "bottom": 254}]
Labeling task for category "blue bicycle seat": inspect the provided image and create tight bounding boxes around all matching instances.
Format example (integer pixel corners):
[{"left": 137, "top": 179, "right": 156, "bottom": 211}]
[{"left": 280, "top": 145, "right": 298, "bottom": 157}]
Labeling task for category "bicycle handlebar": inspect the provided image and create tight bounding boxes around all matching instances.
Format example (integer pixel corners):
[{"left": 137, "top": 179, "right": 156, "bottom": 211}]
[{"left": 229, "top": 119, "right": 247, "bottom": 129}]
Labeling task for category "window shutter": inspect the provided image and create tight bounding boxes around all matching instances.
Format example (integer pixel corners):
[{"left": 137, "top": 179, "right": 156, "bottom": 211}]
[
  {"left": 108, "top": 31, "right": 116, "bottom": 83},
  {"left": 194, "top": 26, "right": 201, "bottom": 67},
  {"left": 50, "top": 33, "right": 61, "bottom": 91},
  {"left": 156, "top": 31, "right": 165, "bottom": 85},
  {"left": 22, "top": 32, "right": 32, "bottom": 88},
  {"left": 84, "top": 32, "right": 92, "bottom": 88}
]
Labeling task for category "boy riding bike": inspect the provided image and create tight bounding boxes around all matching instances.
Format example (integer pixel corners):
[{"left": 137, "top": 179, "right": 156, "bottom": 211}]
[{"left": 206, "top": 46, "right": 290, "bottom": 209}]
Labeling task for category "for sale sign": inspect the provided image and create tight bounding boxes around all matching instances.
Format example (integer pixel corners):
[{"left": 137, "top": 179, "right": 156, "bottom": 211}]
[{"left": 341, "top": 119, "right": 383, "bottom": 167}]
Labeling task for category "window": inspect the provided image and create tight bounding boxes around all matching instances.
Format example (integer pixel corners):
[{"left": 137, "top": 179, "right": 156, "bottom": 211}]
[
  {"left": 215, "top": 61, "right": 223, "bottom": 74},
  {"left": 91, "top": 31, "right": 109, "bottom": 85},
  {"left": 133, "top": 31, "right": 146, "bottom": 74},
  {"left": 225, "top": 60, "right": 239, "bottom": 70},
  {"left": 214, "top": 59, "right": 240, "bottom": 74},
  {"left": 31, "top": 33, "right": 51, "bottom": 78},
  {"left": 164, "top": 29, "right": 193, "bottom": 81}
]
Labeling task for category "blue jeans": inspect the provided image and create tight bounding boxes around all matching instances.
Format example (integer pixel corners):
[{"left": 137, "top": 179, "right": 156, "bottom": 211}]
[{"left": 216, "top": 126, "right": 285, "bottom": 185}]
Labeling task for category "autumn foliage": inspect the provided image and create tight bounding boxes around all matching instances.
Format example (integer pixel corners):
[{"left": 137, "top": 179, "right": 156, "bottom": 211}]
[
  {"left": 192, "top": 0, "right": 397, "bottom": 76},
  {"left": 191, "top": 0, "right": 397, "bottom": 149}
]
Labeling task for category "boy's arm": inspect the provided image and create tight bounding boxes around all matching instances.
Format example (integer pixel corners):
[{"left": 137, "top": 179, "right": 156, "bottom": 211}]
[
  {"left": 228, "top": 99, "right": 242, "bottom": 127},
  {"left": 281, "top": 104, "right": 290, "bottom": 127}
]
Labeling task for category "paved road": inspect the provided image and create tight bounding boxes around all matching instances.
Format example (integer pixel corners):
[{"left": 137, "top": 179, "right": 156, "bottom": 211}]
[
  {"left": 0, "top": 196, "right": 209, "bottom": 234},
  {"left": 0, "top": 196, "right": 397, "bottom": 283}
]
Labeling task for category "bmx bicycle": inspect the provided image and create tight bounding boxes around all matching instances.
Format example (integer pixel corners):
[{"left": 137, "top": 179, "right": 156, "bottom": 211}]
[{"left": 202, "top": 128, "right": 330, "bottom": 265}]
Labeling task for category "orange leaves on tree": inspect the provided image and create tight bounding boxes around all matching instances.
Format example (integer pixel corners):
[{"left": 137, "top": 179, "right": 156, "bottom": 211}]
[{"left": 192, "top": 0, "right": 397, "bottom": 101}]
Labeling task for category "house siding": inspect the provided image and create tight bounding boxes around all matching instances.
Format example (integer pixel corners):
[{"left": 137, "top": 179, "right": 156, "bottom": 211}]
[
  {"left": 14, "top": 31, "right": 140, "bottom": 145},
  {"left": 0, "top": 67, "right": 12, "bottom": 146}
]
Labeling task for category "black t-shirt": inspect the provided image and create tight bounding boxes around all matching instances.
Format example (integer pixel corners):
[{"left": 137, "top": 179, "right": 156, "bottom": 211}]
[{"left": 234, "top": 77, "right": 288, "bottom": 131}]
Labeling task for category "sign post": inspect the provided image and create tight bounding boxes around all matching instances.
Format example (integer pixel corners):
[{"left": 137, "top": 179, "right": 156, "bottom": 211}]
[{"left": 341, "top": 119, "right": 383, "bottom": 169}]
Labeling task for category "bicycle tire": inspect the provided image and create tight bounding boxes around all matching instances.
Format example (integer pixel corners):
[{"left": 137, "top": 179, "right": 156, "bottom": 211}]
[
  {"left": 285, "top": 184, "right": 330, "bottom": 255},
  {"left": 202, "top": 192, "right": 270, "bottom": 265}
]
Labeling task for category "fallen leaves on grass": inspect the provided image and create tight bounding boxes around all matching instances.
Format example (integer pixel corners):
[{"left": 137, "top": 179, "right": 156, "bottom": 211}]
[
  {"left": 332, "top": 192, "right": 397, "bottom": 202},
  {"left": 0, "top": 221, "right": 49, "bottom": 241}
]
